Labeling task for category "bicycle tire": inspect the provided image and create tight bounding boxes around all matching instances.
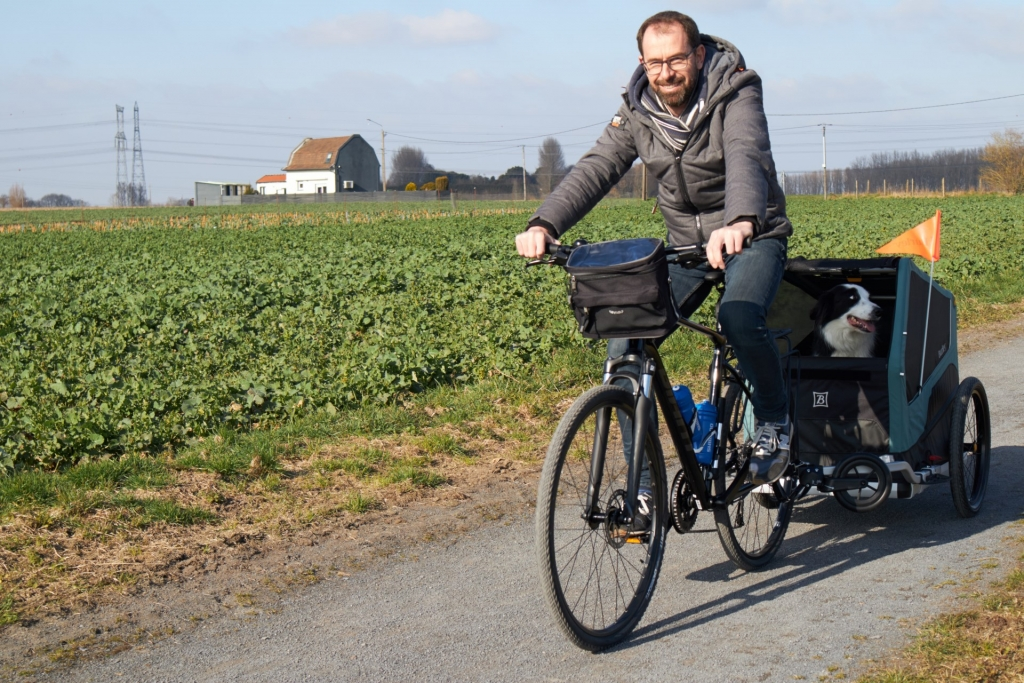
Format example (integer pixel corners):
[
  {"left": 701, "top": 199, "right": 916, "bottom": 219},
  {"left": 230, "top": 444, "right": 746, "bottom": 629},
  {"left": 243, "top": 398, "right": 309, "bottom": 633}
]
[
  {"left": 949, "top": 377, "right": 991, "bottom": 518},
  {"left": 535, "top": 384, "right": 668, "bottom": 651},
  {"left": 713, "top": 380, "right": 792, "bottom": 571}
]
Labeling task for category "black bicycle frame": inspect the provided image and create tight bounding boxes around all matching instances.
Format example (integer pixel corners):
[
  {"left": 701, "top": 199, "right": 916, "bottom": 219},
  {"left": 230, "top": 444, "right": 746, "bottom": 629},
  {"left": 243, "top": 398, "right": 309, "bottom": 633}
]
[{"left": 582, "top": 317, "right": 755, "bottom": 525}]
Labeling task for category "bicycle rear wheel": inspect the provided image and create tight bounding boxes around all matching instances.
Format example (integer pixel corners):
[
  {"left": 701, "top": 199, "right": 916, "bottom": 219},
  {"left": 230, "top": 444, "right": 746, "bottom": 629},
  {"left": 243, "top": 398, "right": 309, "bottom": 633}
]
[
  {"left": 713, "top": 380, "right": 792, "bottom": 571},
  {"left": 535, "top": 384, "right": 667, "bottom": 651}
]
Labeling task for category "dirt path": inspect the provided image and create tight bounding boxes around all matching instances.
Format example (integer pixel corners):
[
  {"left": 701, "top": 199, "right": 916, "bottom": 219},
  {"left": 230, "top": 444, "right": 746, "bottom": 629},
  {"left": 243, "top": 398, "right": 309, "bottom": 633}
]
[{"left": 6, "top": 317, "right": 1024, "bottom": 681}]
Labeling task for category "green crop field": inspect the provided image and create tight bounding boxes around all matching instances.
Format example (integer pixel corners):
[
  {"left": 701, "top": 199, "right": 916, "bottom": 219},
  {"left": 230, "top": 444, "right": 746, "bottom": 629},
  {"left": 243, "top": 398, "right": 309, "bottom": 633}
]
[{"left": 1, "top": 195, "right": 1022, "bottom": 472}]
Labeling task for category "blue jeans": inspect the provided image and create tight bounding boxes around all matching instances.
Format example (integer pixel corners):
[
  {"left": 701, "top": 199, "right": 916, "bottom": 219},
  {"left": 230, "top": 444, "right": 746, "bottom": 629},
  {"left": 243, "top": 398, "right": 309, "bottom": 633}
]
[{"left": 610, "top": 238, "right": 789, "bottom": 483}]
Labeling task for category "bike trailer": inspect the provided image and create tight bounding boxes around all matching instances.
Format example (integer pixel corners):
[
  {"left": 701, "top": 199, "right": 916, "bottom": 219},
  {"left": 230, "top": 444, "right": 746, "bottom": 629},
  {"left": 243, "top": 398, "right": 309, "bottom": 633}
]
[{"left": 765, "top": 256, "right": 988, "bottom": 511}]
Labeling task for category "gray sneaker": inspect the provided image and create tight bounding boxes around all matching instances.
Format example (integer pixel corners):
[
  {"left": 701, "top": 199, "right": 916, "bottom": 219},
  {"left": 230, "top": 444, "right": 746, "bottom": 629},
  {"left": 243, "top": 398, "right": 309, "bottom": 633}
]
[
  {"left": 632, "top": 488, "right": 653, "bottom": 533},
  {"left": 748, "top": 417, "right": 792, "bottom": 486}
]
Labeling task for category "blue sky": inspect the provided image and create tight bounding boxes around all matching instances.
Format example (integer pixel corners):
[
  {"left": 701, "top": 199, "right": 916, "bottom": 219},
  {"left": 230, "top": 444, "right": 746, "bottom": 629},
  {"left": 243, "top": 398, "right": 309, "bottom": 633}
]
[{"left": 1, "top": 0, "right": 1022, "bottom": 204}]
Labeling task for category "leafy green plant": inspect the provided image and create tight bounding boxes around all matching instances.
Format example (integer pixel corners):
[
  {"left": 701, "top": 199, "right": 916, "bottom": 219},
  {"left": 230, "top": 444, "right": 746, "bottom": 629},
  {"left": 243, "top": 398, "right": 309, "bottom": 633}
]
[{"left": 1, "top": 197, "right": 1021, "bottom": 471}]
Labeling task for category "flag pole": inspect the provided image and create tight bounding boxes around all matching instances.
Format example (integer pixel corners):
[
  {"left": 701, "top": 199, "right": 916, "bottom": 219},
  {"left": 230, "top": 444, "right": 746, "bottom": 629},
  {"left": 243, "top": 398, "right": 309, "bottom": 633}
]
[{"left": 918, "top": 258, "right": 935, "bottom": 393}]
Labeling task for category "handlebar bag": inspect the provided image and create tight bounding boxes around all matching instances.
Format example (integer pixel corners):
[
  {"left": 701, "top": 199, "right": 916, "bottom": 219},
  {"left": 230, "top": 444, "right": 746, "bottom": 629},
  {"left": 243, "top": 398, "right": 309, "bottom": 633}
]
[{"left": 564, "top": 238, "right": 678, "bottom": 339}]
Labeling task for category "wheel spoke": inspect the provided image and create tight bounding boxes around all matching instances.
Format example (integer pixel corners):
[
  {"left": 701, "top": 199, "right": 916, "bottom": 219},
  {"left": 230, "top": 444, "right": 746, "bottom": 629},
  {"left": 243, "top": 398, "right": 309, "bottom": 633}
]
[
  {"left": 713, "top": 380, "right": 791, "bottom": 569},
  {"left": 538, "top": 385, "right": 666, "bottom": 647}
]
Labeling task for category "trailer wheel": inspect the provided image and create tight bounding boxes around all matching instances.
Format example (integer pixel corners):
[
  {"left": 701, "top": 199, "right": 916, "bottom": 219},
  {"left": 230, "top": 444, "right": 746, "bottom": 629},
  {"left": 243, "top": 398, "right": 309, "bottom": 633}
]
[
  {"left": 949, "top": 377, "right": 991, "bottom": 518},
  {"left": 832, "top": 454, "right": 891, "bottom": 513}
]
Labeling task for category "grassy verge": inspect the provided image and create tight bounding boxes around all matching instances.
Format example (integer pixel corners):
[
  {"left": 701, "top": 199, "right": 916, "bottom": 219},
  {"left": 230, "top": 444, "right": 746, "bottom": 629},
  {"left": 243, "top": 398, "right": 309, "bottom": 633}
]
[
  {"left": 0, "top": 330, "right": 713, "bottom": 626},
  {"left": 861, "top": 559, "right": 1024, "bottom": 682}
]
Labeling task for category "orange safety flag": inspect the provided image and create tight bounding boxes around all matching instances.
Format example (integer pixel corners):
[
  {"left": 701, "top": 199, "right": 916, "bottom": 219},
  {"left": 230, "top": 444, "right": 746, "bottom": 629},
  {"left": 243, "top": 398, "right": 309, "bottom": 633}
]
[{"left": 876, "top": 210, "right": 941, "bottom": 262}]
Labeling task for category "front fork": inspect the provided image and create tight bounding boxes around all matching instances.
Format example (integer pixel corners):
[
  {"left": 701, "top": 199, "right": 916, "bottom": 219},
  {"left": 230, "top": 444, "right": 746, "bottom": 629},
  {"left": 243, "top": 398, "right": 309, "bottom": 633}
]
[{"left": 584, "top": 344, "right": 655, "bottom": 526}]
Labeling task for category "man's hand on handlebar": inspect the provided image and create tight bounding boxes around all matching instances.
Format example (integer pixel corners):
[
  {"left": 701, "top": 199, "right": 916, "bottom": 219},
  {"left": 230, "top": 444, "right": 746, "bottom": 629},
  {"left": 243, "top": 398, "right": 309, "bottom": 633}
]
[
  {"left": 515, "top": 225, "right": 560, "bottom": 259},
  {"left": 705, "top": 220, "right": 754, "bottom": 270}
]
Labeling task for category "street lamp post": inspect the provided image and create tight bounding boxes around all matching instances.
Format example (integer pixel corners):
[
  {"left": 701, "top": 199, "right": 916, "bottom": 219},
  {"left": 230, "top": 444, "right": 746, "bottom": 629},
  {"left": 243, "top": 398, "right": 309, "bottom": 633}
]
[{"left": 367, "top": 119, "right": 387, "bottom": 192}]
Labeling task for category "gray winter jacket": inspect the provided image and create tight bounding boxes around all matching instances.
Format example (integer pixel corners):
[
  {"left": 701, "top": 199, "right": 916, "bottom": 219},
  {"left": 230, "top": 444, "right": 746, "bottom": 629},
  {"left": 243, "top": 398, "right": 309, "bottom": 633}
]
[{"left": 529, "top": 35, "right": 792, "bottom": 246}]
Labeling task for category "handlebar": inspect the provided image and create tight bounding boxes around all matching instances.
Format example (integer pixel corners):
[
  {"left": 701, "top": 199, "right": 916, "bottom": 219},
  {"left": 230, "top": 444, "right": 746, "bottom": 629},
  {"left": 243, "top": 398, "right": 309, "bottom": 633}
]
[{"left": 525, "top": 240, "right": 720, "bottom": 268}]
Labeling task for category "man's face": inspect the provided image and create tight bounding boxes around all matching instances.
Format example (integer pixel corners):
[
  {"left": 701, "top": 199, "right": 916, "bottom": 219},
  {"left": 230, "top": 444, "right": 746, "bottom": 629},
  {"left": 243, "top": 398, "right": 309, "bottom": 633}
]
[{"left": 639, "top": 23, "right": 705, "bottom": 112}]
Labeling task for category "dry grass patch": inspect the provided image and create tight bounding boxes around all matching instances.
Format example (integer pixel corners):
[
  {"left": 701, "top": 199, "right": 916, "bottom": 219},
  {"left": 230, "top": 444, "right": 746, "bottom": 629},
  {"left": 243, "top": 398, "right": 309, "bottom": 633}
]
[{"left": 861, "top": 567, "right": 1024, "bottom": 682}]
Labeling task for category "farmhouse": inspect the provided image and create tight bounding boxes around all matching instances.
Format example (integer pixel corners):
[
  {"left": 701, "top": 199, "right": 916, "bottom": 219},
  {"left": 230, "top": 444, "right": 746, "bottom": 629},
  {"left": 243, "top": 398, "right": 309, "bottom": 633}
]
[
  {"left": 279, "top": 135, "right": 380, "bottom": 194},
  {"left": 255, "top": 174, "right": 286, "bottom": 195}
]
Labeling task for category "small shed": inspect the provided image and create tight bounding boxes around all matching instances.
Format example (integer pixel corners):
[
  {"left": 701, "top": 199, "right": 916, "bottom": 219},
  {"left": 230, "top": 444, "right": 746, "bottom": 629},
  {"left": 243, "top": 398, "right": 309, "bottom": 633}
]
[{"left": 194, "top": 181, "right": 247, "bottom": 206}]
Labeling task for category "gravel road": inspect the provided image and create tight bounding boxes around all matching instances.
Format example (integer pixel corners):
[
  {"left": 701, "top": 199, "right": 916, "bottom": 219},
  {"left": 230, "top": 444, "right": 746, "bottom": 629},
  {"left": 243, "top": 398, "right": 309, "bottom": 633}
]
[{"left": 53, "top": 337, "right": 1024, "bottom": 683}]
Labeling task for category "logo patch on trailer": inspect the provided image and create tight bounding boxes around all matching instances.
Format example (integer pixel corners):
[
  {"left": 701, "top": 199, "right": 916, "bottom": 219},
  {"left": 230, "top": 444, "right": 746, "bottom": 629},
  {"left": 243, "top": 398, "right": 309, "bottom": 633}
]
[{"left": 813, "top": 392, "right": 829, "bottom": 408}]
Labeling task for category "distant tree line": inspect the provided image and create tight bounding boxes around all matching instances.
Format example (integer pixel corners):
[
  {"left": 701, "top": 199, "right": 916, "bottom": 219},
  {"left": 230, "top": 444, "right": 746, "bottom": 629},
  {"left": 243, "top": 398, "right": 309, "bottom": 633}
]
[
  {"left": 781, "top": 129, "right": 1024, "bottom": 196},
  {"left": 386, "top": 137, "right": 578, "bottom": 199},
  {"left": 781, "top": 148, "right": 985, "bottom": 196},
  {"left": 0, "top": 184, "right": 87, "bottom": 208}
]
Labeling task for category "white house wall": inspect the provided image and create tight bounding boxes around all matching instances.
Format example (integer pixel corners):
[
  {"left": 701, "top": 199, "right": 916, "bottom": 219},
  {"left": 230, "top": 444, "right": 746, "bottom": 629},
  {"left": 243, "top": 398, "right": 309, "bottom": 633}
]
[
  {"left": 257, "top": 182, "right": 287, "bottom": 195},
  {"left": 286, "top": 171, "right": 336, "bottom": 194}
]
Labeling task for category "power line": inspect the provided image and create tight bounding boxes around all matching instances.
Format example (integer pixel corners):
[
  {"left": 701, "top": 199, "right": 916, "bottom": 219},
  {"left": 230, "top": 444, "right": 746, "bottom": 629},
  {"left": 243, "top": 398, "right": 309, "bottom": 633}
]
[
  {"left": 768, "top": 92, "right": 1024, "bottom": 117},
  {"left": 388, "top": 121, "right": 607, "bottom": 145},
  {"left": 0, "top": 120, "right": 109, "bottom": 135}
]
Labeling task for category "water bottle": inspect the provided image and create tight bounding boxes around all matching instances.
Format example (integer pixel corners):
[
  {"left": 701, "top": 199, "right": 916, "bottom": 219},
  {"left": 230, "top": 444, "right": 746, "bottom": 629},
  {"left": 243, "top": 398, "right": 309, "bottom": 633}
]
[
  {"left": 692, "top": 400, "right": 718, "bottom": 465},
  {"left": 671, "top": 385, "right": 696, "bottom": 426}
]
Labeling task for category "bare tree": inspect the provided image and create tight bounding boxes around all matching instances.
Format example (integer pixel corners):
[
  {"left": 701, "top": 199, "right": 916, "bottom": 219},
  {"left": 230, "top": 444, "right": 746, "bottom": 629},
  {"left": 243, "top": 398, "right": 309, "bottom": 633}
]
[
  {"left": 8, "top": 184, "right": 26, "bottom": 209},
  {"left": 388, "top": 146, "right": 435, "bottom": 190},
  {"left": 535, "top": 138, "right": 568, "bottom": 195},
  {"left": 0, "top": 195, "right": 8, "bottom": 208},
  {"left": 981, "top": 129, "right": 1024, "bottom": 194}
]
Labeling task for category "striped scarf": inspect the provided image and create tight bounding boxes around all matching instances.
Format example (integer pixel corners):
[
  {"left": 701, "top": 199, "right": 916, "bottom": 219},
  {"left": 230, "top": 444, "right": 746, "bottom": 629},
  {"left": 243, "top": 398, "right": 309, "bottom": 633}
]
[{"left": 630, "top": 65, "right": 708, "bottom": 153}]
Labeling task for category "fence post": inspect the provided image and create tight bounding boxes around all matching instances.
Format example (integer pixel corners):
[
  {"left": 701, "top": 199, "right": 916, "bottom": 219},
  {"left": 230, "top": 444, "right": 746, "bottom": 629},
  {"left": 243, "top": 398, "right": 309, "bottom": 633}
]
[
  {"left": 866, "top": 179, "right": 870, "bottom": 195},
  {"left": 450, "top": 190, "right": 457, "bottom": 211},
  {"left": 942, "top": 177, "right": 945, "bottom": 198},
  {"left": 855, "top": 179, "right": 859, "bottom": 198}
]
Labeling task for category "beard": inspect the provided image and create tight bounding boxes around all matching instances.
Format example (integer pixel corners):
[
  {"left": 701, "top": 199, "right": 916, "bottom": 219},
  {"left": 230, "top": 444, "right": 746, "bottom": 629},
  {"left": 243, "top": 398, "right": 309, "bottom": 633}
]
[{"left": 650, "top": 75, "right": 694, "bottom": 110}]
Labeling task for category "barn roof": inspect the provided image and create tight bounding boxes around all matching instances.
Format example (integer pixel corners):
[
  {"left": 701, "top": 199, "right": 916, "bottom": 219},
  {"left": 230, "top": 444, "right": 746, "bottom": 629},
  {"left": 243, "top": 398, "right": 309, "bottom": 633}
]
[
  {"left": 283, "top": 136, "right": 353, "bottom": 171},
  {"left": 256, "top": 174, "right": 286, "bottom": 184}
]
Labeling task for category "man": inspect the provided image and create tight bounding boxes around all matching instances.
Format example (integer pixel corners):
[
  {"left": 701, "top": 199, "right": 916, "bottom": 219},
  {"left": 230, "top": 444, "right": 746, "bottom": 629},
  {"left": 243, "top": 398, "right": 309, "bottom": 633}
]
[{"left": 515, "top": 11, "right": 793, "bottom": 488}]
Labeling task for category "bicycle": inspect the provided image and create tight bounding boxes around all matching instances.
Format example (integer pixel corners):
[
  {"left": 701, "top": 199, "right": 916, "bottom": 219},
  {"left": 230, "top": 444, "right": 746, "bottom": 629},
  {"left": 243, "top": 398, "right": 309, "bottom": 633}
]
[{"left": 530, "top": 239, "right": 796, "bottom": 651}]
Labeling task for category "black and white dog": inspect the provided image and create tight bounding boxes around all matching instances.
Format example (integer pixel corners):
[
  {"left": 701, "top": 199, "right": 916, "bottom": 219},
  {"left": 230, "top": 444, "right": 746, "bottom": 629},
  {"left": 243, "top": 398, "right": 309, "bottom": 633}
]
[{"left": 810, "top": 284, "right": 882, "bottom": 358}]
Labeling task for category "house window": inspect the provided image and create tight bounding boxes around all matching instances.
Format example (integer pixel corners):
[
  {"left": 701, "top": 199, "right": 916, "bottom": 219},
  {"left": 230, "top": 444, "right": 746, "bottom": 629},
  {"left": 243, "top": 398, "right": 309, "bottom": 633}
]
[{"left": 325, "top": 153, "right": 332, "bottom": 163}]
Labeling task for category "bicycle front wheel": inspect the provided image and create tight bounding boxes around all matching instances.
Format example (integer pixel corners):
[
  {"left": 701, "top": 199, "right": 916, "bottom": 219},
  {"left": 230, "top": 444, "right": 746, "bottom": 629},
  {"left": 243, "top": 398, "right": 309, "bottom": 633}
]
[
  {"left": 713, "top": 380, "right": 792, "bottom": 571},
  {"left": 535, "top": 384, "right": 667, "bottom": 651}
]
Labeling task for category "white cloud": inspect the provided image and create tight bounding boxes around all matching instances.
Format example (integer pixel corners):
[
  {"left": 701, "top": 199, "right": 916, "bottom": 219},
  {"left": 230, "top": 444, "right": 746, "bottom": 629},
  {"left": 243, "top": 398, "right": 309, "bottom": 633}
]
[
  {"left": 949, "top": 4, "right": 1024, "bottom": 59},
  {"left": 879, "top": 0, "right": 1024, "bottom": 60},
  {"left": 401, "top": 9, "right": 497, "bottom": 45},
  {"left": 663, "top": 0, "right": 768, "bottom": 11},
  {"left": 287, "top": 12, "right": 392, "bottom": 46},
  {"left": 766, "top": 0, "right": 856, "bottom": 23},
  {"left": 288, "top": 10, "right": 498, "bottom": 48}
]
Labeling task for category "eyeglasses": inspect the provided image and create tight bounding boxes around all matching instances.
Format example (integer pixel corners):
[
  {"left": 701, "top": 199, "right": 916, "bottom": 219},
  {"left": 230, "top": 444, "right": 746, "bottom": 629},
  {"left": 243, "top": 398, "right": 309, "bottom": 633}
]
[{"left": 642, "top": 49, "right": 695, "bottom": 75}]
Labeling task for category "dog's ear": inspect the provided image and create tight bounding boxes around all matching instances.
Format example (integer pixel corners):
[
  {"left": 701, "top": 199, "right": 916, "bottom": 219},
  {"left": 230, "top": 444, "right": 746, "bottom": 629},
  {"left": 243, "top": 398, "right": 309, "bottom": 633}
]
[{"left": 809, "top": 301, "right": 820, "bottom": 320}]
